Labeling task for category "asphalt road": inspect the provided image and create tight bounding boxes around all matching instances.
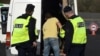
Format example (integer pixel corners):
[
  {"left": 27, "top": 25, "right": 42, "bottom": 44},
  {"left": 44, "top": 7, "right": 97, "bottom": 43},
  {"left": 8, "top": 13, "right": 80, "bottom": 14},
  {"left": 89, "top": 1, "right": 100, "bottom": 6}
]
[
  {"left": 0, "top": 43, "right": 6, "bottom": 56},
  {"left": 0, "top": 34, "right": 100, "bottom": 56},
  {"left": 85, "top": 34, "right": 100, "bottom": 56}
]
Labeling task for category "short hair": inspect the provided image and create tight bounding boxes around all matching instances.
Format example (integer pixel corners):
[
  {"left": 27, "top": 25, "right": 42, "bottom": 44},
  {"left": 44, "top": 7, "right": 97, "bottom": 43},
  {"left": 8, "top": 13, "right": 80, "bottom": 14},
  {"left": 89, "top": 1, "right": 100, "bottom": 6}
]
[
  {"left": 45, "top": 12, "right": 52, "bottom": 19},
  {"left": 25, "top": 4, "right": 35, "bottom": 12},
  {"left": 64, "top": 6, "right": 72, "bottom": 12}
]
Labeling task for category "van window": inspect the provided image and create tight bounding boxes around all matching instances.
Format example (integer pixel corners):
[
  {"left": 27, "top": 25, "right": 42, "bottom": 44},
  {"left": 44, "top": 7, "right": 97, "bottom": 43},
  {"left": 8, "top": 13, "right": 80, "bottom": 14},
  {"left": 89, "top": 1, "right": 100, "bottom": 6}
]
[{"left": 1, "top": 7, "right": 9, "bottom": 34}]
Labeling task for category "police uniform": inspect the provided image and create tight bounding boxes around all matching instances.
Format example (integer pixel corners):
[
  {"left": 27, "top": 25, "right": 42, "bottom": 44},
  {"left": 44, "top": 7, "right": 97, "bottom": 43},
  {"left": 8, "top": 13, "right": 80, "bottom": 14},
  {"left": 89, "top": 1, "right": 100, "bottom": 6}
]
[
  {"left": 63, "top": 6, "right": 87, "bottom": 56},
  {"left": 11, "top": 4, "right": 37, "bottom": 56}
]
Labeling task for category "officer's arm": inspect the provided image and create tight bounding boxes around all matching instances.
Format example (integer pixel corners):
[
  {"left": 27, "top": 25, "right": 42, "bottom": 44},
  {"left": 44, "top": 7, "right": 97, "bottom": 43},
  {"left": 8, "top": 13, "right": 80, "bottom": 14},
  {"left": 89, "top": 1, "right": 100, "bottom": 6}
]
[
  {"left": 57, "top": 21, "right": 62, "bottom": 29},
  {"left": 28, "top": 18, "right": 37, "bottom": 42}
]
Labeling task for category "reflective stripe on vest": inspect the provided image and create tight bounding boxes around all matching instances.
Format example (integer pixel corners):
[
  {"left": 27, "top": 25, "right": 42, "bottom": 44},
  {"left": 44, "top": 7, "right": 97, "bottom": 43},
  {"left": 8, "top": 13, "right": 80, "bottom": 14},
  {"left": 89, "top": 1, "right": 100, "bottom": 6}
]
[
  {"left": 11, "top": 16, "right": 31, "bottom": 45},
  {"left": 69, "top": 17, "right": 87, "bottom": 44}
]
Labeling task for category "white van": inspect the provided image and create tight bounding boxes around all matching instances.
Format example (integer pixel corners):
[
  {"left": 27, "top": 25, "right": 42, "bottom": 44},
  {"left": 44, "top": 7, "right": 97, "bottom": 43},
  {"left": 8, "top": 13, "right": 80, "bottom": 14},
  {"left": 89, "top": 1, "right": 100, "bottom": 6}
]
[{"left": 6, "top": 0, "right": 41, "bottom": 55}]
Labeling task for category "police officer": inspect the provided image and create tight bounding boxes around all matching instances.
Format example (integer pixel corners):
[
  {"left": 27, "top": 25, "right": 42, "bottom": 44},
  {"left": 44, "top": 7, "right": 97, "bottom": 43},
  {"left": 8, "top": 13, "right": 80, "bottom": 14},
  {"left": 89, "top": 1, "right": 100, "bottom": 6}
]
[
  {"left": 11, "top": 4, "right": 37, "bottom": 56},
  {"left": 63, "top": 6, "right": 87, "bottom": 56}
]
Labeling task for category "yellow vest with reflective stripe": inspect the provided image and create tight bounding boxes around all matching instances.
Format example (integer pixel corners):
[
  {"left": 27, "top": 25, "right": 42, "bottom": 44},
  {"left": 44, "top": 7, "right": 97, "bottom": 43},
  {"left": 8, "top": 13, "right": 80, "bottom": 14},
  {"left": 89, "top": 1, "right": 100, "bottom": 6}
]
[
  {"left": 11, "top": 16, "right": 31, "bottom": 45},
  {"left": 69, "top": 17, "right": 87, "bottom": 44}
]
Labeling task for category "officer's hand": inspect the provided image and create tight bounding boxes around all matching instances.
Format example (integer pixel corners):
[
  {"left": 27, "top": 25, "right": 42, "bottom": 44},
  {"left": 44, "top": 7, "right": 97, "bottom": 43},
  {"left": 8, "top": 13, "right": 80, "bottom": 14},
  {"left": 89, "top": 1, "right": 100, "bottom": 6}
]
[{"left": 33, "top": 42, "right": 37, "bottom": 47}]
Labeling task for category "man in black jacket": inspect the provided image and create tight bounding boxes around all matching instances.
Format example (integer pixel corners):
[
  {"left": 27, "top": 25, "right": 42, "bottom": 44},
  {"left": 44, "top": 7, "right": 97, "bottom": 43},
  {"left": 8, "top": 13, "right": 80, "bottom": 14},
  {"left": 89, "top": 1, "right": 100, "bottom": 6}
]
[{"left": 12, "top": 4, "right": 37, "bottom": 56}]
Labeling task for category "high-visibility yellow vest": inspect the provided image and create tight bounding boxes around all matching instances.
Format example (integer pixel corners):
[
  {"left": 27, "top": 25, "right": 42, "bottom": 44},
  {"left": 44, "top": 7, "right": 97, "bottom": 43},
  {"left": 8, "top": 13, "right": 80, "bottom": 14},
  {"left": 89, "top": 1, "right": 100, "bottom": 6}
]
[
  {"left": 11, "top": 16, "right": 31, "bottom": 45},
  {"left": 69, "top": 17, "right": 87, "bottom": 44},
  {"left": 60, "top": 28, "right": 65, "bottom": 38},
  {"left": 35, "top": 29, "right": 38, "bottom": 36}
]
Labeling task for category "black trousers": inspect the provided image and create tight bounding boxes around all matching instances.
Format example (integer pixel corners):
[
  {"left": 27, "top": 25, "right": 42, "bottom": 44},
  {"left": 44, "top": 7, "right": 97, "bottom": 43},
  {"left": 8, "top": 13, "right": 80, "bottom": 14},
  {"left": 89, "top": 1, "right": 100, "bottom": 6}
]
[
  {"left": 65, "top": 44, "right": 86, "bottom": 56},
  {"left": 16, "top": 46, "right": 37, "bottom": 56}
]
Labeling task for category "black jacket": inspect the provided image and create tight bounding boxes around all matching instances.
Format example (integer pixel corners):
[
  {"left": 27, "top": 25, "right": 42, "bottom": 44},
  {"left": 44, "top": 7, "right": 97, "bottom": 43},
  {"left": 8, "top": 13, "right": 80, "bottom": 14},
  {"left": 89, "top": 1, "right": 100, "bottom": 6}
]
[
  {"left": 63, "top": 15, "right": 78, "bottom": 44},
  {"left": 63, "top": 15, "right": 79, "bottom": 53}
]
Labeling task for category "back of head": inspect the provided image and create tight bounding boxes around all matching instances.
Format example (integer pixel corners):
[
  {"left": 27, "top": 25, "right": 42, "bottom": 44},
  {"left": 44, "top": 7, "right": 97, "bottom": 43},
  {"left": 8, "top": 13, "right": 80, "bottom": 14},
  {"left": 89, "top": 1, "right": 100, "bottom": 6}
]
[
  {"left": 25, "top": 4, "right": 35, "bottom": 12},
  {"left": 63, "top": 6, "right": 75, "bottom": 18},
  {"left": 45, "top": 12, "right": 52, "bottom": 19},
  {"left": 63, "top": 6, "right": 72, "bottom": 13}
]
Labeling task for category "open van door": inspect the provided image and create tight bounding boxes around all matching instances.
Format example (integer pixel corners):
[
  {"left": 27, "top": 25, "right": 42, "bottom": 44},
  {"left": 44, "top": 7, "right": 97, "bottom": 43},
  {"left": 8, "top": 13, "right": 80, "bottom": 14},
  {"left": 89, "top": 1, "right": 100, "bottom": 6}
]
[
  {"left": 0, "top": 4, "right": 9, "bottom": 43},
  {"left": 0, "top": 4, "right": 9, "bottom": 56}
]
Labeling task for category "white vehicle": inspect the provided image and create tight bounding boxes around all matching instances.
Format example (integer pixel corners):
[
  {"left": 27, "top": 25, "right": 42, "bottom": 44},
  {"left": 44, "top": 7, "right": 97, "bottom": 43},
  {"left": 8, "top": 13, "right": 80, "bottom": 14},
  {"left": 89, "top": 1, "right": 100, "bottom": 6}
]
[
  {"left": 6, "top": 0, "right": 41, "bottom": 55},
  {"left": 0, "top": 4, "right": 9, "bottom": 43}
]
